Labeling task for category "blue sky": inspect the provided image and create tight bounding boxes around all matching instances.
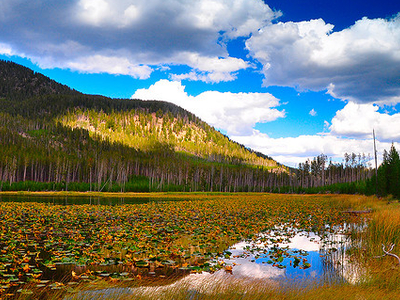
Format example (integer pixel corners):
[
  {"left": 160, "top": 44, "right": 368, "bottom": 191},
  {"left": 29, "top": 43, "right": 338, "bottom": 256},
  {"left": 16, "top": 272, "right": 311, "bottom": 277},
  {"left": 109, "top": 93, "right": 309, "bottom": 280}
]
[{"left": 1, "top": 0, "right": 400, "bottom": 167}]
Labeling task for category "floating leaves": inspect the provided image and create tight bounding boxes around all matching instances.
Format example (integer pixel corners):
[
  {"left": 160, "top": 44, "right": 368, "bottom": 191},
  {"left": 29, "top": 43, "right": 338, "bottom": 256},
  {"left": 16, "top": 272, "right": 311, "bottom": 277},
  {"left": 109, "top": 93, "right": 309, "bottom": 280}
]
[{"left": 0, "top": 194, "right": 354, "bottom": 297}]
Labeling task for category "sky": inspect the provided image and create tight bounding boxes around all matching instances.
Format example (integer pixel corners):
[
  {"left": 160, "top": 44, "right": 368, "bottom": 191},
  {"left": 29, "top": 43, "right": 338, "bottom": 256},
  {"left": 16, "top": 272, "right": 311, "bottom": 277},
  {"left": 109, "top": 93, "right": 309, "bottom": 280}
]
[{"left": 1, "top": 0, "right": 400, "bottom": 167}]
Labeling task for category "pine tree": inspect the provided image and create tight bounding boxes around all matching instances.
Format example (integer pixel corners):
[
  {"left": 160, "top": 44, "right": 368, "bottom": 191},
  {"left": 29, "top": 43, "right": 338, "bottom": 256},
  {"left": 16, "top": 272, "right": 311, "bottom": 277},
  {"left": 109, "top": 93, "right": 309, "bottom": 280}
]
[
  {"left": 387, "top": 144, "right": 400, "bottom": 198},
  {"left": 376, "top": 150, "right": 389, "bottom": 196}
]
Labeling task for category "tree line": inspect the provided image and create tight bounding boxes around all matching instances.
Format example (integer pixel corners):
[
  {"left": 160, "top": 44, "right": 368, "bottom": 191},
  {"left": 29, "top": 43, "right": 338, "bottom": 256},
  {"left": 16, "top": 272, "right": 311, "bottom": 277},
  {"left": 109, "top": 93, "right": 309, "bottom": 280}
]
[
  {"left": 0, "top": 59, "right": 382, "bottom": 194},
  {"left": 0, "top": 103, "right": 379, "bottom": 193},
  {"left": 297, "top": 153, "right": 373, "bottom": 189}
]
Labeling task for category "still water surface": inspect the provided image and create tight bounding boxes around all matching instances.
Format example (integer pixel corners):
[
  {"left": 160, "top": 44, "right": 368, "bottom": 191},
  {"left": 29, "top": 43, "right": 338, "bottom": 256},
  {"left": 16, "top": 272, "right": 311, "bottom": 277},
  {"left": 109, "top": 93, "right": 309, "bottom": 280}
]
[
  {"left": 0, "top": 195, "right": 363, "bottom": 299},
  {"left": 0, "top": 194, "right": 177, "bottom": 205},
  {"left": 67, "top": 226, "right": 362, "bottom": 300}
]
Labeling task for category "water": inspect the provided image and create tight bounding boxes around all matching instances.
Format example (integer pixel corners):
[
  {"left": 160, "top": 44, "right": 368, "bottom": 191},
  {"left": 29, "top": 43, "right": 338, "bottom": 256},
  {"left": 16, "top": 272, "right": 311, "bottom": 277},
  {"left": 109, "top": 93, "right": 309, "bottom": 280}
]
[
  {"left": 0, "top": 194, "right": 177, "bottom": 205},
  {"left": 0, "top": 195, "right": 364, "bottom": 299},
  {"left": 215, "top": 227, "right": 360, "bottom": 285},
  {"left": 67, "top": 226, "right": 363, "bottom": 300}
]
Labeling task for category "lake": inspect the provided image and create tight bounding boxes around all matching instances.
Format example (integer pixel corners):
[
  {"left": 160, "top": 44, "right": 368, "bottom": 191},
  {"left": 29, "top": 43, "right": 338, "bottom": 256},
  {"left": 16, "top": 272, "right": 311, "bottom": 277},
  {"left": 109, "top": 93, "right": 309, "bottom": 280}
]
[
  {"left": 67, "top": 224, "right": 364, "bottom": 300},
  {"left": 0, "top": 193, "right": 364, "bottom": 299}
]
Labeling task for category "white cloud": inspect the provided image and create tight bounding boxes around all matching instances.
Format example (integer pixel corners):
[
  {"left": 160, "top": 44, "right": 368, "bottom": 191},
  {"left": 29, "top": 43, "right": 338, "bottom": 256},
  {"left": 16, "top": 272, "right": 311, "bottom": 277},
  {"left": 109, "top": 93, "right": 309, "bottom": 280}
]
[
  {"left": 246, "top": 15, "right": 400, "bottom": 103},
  {"left": 132, "top": 81, "right": 400, "bottom": 166},
  {"left": 133, "top": 80, "right": 189, "bottom": 103},
  {"left": 77, "top": 0, "right": 111, "bottom": 27},
  {"left": 185, "top": 0, "right": 280, "bottom": 38},
  {"left": 309, "top": 108, "right": 317, "bottom": 116},
  {"left": 0, "top": 0, "right": 278, "bottom": 80},
  {"left": 2, "top": 0, "right": 399, "bottom": 103},
  {"left": 170, "top": 71, "right": 238, "bottom": 83},
  {"left": 74, "top": 0, "right": 277, "bottom": 34},
  {"left": 169, "top": 52, "right": 250, "bottom": 83},
  {"left": 181, "top": 53, "right": 250, "bottom": 74},
  {"left": 231, "top": 130, "right": 397, "bottom": 167},
  {"left": 0, "top": 43, "right": 13, "bottom": 55},
  {"left": 66, "top": 55, "right": 152, "bottom": 79},
  {"left": 77, "top": 0, "right": 140, "bottom": 28},
  {"left": 329, "top": 102, "right": 400, "bottom": 141},
  {"left": 132, "top": 80, "right": 285, "bottom": 135}
]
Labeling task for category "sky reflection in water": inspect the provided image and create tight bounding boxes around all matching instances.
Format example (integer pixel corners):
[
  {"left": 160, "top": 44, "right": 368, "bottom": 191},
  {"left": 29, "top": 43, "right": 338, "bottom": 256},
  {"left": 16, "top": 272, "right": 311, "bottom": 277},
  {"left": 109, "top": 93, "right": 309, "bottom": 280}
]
[
  {"left": 68, "top": 227, "right": 359, "bottom": 300},
  {"left": 218, "top": 229, "right": 351, "bottom": 284}
]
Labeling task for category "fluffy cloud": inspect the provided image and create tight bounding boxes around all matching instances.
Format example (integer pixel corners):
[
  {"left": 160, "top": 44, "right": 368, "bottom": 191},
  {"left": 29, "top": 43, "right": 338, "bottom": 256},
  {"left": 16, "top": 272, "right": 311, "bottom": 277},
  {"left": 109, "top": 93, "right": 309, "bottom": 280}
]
[
  {"left": 0, "top": 0, "right": 277, "bottom": 81},
  {"left": 76, "top": 0, "right": 140, "bottom": 28},
  {"left": 329, "top": 102, "right": 400, "bottom": 141},
  {"left": 66, "top": 55, "right": 152, "bottom": 79},
  {"left": 231, "top": 130, "right": 397, "bottom": 167},
  {"left": 75, "top": 0, "right": 276, "bottom": 35},
  {"left": 231, "top": 101, "right": 400, "bottom": 166},
  {"left": 132, "top": 80, "right": 400, "bottom": 166},
  {"left": 169, "top": 53, "right": 250, "bottom": 83},
  {"left": 246, "top": 15, "right": 400, "bottom": 103},
  {"left": 132, "top": 80, "right": 285, "bottom": 135}
]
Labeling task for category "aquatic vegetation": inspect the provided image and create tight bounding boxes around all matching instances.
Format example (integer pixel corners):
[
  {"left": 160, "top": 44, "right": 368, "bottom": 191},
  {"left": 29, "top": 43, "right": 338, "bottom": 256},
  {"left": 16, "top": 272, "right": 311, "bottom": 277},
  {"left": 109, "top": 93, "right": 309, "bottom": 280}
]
[{"left": 0, "top": 193, "right": 363, "bottom": 298}]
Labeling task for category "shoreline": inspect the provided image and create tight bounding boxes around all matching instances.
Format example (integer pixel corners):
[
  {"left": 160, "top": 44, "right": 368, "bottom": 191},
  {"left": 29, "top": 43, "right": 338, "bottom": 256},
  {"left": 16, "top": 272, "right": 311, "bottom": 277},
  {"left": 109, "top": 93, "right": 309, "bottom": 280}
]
[{"left": 0, "top": 191, "right": 264, "bottom": 198}]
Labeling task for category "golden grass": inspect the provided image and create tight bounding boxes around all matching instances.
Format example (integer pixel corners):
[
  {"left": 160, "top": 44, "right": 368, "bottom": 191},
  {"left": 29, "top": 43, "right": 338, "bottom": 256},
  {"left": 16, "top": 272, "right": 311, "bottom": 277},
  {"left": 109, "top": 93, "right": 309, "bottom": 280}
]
[{"left": 60, "top": 274, "right": 400, "bottom": 300}]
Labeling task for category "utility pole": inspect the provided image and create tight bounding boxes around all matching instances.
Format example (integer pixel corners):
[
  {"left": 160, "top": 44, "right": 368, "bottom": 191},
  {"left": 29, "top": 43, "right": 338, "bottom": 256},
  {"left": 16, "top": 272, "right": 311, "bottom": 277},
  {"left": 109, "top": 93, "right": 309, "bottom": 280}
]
[{"left": 373, "top": 129, "right": 378, "bottom": 196}]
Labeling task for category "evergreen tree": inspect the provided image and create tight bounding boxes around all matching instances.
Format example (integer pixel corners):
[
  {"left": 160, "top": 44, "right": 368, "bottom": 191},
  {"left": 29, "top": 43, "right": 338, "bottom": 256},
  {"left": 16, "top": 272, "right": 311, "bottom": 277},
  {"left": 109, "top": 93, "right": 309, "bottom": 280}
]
[
  {"left": 376, "top": 150, "right": 389, "bottom": 196},
  {"left": 370, "top": 144, "right": 400, "bottom": 198},
  {"left": 386, "top": 144, "right": 400, "bottom": 198}
]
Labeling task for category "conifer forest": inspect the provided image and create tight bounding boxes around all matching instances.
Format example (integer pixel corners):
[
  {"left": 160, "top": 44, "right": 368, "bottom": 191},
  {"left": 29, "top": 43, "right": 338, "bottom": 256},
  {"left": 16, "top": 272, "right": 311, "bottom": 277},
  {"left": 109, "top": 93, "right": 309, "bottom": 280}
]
[{"left": 0, "top": 60, "right": 397, "bottom": 195}]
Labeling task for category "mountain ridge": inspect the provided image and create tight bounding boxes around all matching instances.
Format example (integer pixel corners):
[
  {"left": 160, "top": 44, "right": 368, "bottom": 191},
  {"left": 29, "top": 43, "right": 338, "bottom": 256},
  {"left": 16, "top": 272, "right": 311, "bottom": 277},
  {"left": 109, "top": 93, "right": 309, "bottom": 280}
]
[{"left": 0, "top": 60, "right": 292, "bottom": 192}]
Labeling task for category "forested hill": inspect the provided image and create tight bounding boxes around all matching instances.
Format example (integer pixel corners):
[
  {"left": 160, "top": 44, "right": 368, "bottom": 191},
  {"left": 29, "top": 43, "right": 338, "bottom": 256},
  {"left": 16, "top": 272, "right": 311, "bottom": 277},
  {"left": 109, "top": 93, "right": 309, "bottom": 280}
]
[
  {"left": 0, "top": 59, "right": 291, "bottom": 192},
  {"left": 0, "top": 60, "right": 78, "bottom": 99}
]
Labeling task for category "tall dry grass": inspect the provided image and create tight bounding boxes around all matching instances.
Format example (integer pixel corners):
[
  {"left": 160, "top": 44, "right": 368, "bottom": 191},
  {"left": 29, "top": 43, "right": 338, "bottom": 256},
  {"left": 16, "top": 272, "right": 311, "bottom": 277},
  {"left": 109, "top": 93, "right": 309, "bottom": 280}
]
[{"left": 354, "top": 199, "right": 400, "bottom": 293}]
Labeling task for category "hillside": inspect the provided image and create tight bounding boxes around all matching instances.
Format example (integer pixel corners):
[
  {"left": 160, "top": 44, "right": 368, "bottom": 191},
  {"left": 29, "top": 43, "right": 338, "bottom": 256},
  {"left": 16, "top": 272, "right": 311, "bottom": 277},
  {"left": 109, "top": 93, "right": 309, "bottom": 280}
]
[{"left": 0, "top": 60, "right": 291, "bottom": 192}]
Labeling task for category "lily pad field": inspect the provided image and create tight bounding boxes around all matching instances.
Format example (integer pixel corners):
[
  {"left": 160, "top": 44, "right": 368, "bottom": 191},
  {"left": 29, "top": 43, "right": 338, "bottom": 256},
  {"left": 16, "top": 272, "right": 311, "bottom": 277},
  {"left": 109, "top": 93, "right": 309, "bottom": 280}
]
[{"left": 0, "top": 192, "right": 399, "bottom": 299}]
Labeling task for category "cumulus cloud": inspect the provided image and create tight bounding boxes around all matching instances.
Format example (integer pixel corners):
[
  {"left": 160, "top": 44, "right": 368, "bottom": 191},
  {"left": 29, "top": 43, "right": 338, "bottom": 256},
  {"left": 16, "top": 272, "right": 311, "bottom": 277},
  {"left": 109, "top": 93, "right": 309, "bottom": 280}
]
[
  {"left": 246, "top": 15, "right": 400, "bottom": 103},
  {"left": 329, "top": 102, "right": 400, "bottom": 141},
  {"left": 66, "top": 55, "right": 152, "bottom": 79},
  {"left": 169, "top": 53, "right": 251, "bottom": 83},
  {"left": 76, "top": 0, "right": 140, "bottom": 28},
  {"left": 132, "top": 80, "right": 400, "bottom": 166},
  {"left": 231, "top": 129, "right": 398, "bottom": 167},
  {"left": 0, "top": 0, "right": 278, "bottom": 81},
  {"left": 132, "top": 80, "right": 285, "bottom": 135}
]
